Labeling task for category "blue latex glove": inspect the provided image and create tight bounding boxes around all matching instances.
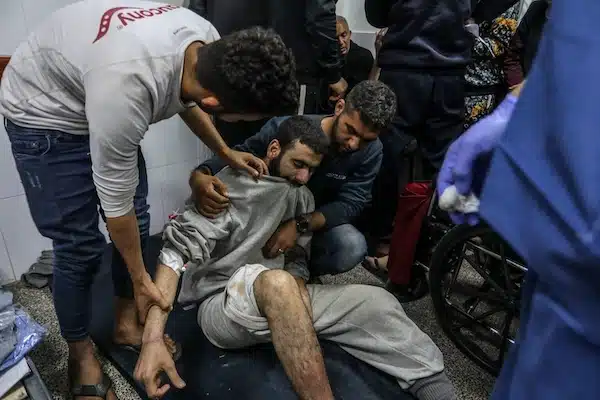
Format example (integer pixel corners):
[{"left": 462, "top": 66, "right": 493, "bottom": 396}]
[{"left": 437, "top": 94, "right": 518, "bottom": 225}]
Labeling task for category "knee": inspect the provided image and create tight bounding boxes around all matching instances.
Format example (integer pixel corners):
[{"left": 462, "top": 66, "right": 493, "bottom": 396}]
[
  {"left": 330, "top": 226, "right": 368, "bottom": 272},
  {"left": 253, "top": 269, "right": 298, "bottom": 311}
]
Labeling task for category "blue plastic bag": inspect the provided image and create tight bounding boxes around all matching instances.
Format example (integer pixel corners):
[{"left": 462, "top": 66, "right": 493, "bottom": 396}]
[{"left": 0, "top": 307, "right": 46, "bottom": 372}]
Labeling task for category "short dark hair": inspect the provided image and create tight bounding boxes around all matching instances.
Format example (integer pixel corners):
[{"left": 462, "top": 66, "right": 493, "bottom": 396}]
[
  {"left": 336, "top": 15, "right": 349, "bottom": 30},
  {"left": 195, "top": 27, "right": 299, "bottom": 115},
  {"left": 345, "top": 81, "right": 397, "bottom": 132},
  {"left": 276, "top": 116, "right": 330, "bottom": 156}
]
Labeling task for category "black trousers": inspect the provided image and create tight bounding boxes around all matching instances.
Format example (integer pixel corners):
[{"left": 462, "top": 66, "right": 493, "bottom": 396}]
[{"left": 363, "top": 69, "right": 465, "bottom": 241}]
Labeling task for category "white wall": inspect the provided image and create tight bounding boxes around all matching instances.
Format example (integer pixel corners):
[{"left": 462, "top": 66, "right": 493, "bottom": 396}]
[
  {"left": 0, "top": 0, "right": 213, "bottom": 284},
  {"left": 336, "top": 0, "right": 377, "bottom": 56}
]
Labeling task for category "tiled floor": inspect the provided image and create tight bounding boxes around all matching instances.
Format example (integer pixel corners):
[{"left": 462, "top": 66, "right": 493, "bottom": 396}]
[{"left": 9, "top": 265, "right": 495, "bottom": 400}]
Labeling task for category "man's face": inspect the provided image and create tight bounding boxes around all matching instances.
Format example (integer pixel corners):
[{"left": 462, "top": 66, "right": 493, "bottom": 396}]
[
  {"left": 268, "top": 141, "right": 323, "bottom": 186},
  {"left": 336, "top": 21, "right": 351, "bottom": 56},
  {"left": 331, "top": 104, "right": 379, "bottom": 153}
]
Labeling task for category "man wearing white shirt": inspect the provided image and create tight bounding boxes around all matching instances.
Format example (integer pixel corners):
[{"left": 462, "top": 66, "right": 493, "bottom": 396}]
[{"left": 0, "top": 1, "right": 298, "bottom": 397}]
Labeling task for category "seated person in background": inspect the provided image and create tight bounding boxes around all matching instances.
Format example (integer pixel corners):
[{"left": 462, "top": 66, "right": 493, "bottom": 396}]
[
  {"left": 320, "top": 16, "right": 376, "bottom": 112},
  {"left": 463, "top": 0, "right": 519, "bottom": 128},
  {"left": 134, "top": 116, "right": 456, "bottom": 400},
  {"left": 191, "top": 81, "right": 397, "bottom": 277},
  {"left": 503, "top": 0, "right": 551, "bottom": 89}
]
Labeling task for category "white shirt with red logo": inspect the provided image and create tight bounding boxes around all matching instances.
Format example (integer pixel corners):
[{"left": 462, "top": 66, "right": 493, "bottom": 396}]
[{"left": 0, "top": 0, "right": 220, "bottom": 218}]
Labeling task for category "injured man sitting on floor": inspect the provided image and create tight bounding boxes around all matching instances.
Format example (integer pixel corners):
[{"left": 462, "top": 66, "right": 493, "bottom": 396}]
[{"left": 133, "top": 115, "right": 456, "bottom": 400}]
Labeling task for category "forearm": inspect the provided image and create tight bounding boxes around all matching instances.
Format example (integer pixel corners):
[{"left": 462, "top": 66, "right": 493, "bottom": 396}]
[
  {"left": 180, "top": 106, "right": 230, "bottom": 158},
  {"left": 141, "top": 264, "right": 180, "bottom": 343},
  {"left": 368, "top": 62, "right": 381, "bottom": 81},
  {"left": 106, "top": 211, "right": 146, "bottom": 283}
]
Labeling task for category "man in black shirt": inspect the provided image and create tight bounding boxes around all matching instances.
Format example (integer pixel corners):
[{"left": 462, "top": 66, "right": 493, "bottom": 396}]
[
  {"left": 321, "top": 16, "right": 375, "bottom": 113},
  {"left": 336, "top": 16, "right": 375, "bottom": 94}
]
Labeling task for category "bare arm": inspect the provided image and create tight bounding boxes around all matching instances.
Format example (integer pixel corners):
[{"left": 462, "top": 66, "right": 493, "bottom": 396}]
[
  {"left": 180, "top": 105, "right": 230, "bottom": 158},
  {"left": 180, "top": 106, "right": 268, "bottom": 177},
  {"left": 142, "top": 265, "right": 180, "bottom": 342}
]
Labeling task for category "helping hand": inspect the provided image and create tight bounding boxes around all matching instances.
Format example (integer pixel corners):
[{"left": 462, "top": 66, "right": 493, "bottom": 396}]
[
  {"left": 223, "top": 149, "right": 269, "bottom": 179},
  {"left": 263, "top": 220, "right": 298, "bottom": 259},
  {"left": 190, "top": 170, "right": 230, "bottom": 218},
  {"left": 437, "top": 94, "right": 518, "bottom": 225},
  {"left": 134, "top": 339, "right": 186, "bottom": 399},
  {"left": 133, "top": 274, "right": 171, "bottom": 325}
]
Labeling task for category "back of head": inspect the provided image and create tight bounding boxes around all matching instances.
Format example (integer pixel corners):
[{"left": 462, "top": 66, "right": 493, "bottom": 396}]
[
  {"left": 195, "top": 27, "right": 299, "bottom": 115},
  {"left": 345, "top": 81, "right": 397, "bottom": 133},
  {"left": 277, "top": 116, "right": 330, "bottom": 156}
]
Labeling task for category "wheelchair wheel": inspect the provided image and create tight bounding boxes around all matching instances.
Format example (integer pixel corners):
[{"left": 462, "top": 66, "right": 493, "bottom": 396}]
[{"left": 428, "top": 223, "right": 527, "bottom": 376}]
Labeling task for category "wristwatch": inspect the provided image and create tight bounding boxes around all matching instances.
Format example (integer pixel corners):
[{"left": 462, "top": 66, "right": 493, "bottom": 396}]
[{"left": 295, "top": 214, "right": 311, "bottom": 234}]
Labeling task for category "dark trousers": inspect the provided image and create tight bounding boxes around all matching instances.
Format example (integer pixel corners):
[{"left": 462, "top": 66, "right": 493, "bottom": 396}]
[
  {"left": 5, "top": 119, "right": 150, "bottom": 341},
  {"left": 366, "top": 70, "right": 465, "bottom": 240}
]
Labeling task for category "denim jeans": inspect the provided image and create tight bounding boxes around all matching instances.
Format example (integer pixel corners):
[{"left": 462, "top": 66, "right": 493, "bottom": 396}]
[
  {"left": 310, "top": 224, "right": 367, "bottom": 276},
  {"left": 5, "top": 119, "right": 150, "bottom": 341}
]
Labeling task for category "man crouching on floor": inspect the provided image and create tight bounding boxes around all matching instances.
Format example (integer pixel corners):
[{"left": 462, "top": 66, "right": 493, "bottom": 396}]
[{"left": 133, "top": 115, "right": 457, "bottom": 400}]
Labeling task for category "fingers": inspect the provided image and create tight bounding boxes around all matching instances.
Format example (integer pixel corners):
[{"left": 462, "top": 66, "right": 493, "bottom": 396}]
[
  {"left": 155, "top": 384, "right": 171, "bottom": 398},
  {"left": 466, "top": 214, "right": 480, "bottom": 226},
  {"left": 165, "top": 364, "right": 186, "bottom": 389},
  {"left": 210, "top": 178, "right": 229, "bottom": 199},
  {"left": 199, "top": 205, "right": 222, "bottom": 219},
  {"left": 450, "top": 142, "right": 478, "bottom": 196},
  {"left": 203, "top": 197, "right": 229, "bottom": 211}
]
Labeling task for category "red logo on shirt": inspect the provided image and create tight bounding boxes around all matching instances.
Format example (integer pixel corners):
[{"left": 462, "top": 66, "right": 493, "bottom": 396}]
[{"left": 93, "top": 4, "right": 180, "bottom": 43}]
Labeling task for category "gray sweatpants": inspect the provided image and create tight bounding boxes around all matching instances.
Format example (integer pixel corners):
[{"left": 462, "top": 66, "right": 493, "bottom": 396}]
[{"left": 198, "top": 264, "right": 445, "bottom": 390}]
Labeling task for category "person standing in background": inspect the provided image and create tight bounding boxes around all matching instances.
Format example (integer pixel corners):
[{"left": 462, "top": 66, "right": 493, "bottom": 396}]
[
  {"left": 503, "top": 0, "right": 551, "bottom": 89},
  {"left": 464, "top": 1, "right": 519, "bottom": 128},
  {"left": 363, "top": 0, "right": 471, "bottom": 297},
  {"left": 319, "top": 16, "right": 375, "bottom": 113},
  {"left": 189, "top": 0, "right": 346, "bottom": 146}
]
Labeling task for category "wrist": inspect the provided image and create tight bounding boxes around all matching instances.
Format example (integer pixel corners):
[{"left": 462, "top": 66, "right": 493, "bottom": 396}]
[
  {"left": 217, "top": 146, "right": 232, "bottom": 159},
  {"left": 295, "top": 214, "right": 311, "bottom": 234}
]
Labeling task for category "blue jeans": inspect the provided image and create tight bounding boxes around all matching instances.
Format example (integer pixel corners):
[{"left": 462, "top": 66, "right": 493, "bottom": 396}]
[
  {"left": 5, "top": 119, "right": 150, "bottom": 341},
  {"left": 310, "top": 224, "right": 367, "bottom": 276}
]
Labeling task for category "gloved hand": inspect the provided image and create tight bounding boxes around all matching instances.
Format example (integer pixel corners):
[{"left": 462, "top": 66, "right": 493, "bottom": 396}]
[{"left": 437, "top": 94, "right": 518, "bottom": 225}]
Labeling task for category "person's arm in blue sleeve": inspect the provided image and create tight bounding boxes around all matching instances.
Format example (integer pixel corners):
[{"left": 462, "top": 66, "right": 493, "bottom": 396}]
[
  {"left": 197, "top": 117, "right": 282, "bottom": 175},
  {"left": 316, "top": 143, "right": 383, "bottom": 230}
]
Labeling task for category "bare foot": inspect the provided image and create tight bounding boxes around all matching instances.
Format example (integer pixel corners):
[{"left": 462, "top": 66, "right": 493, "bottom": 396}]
[
  {"left": 113, "top": 297, "right": 143, "bottom": 346},
  {"left": 68, "top": 340, "right": 117, "bottom": 400}
]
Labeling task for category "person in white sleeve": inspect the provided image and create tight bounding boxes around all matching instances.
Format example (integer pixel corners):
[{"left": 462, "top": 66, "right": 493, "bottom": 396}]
[{"left": 0, "top": 1, "right": 298, "bottom": 398}]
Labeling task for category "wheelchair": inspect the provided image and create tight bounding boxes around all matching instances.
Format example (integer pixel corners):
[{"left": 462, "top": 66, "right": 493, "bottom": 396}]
[{"left": 415, "top": 189, "right": 527, "bottom": 376}]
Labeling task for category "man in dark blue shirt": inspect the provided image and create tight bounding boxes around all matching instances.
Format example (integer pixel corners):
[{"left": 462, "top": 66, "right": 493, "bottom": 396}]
[{"left": 190, "top": 81, "right": 397, "bottom": 276}]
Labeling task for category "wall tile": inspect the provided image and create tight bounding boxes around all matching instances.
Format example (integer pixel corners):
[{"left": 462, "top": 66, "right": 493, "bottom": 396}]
[
  {"left": 0, "top": 124, "right": 25, "bottom": 199},
  {"left": 0, "top": 195, "right": 52, "bottom": 279},
  {"left": 141, "top": 122, "right": 168, "bottom": 169},
  {"left": 20, "top": 0, "right": 77, "bottom": 33},
  {"left": 147, "top": 167, "right": 167, "bottom": 235},
  {"left": 161, "top": 162, "right": 197, "bottom": 221},
  {"left": 163, "top": 117, "right": 199, "bottom": 165},
  {"left": 0, "top": 0, "right": 29, "bottom": 55},
  {"left": 0, "top": 233, "right": 15, "bottom": 284}
]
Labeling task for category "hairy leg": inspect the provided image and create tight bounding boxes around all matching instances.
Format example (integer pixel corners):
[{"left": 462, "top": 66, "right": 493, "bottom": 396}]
[{"left": 254, "top": 270, "right": 333, "bottom": 400}]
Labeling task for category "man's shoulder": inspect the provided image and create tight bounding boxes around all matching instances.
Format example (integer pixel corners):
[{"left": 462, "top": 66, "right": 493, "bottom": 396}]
[{"left": 350, "top": 42, "right": 374, "bottom": 61}]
